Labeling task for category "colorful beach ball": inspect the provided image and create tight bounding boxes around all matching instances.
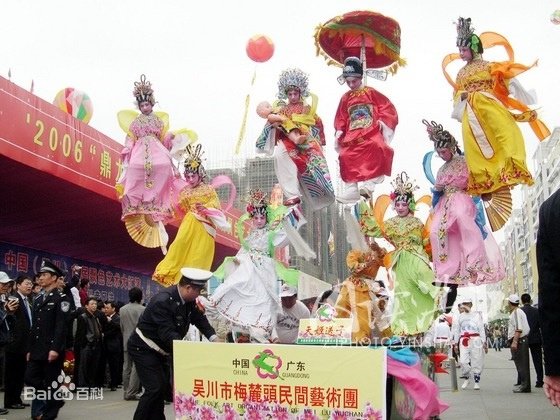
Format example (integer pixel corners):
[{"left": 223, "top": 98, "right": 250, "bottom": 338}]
[
  {"left": 551, "top": 10, "right": 560, "bottom": 25},
  {"left": 53, "top": 88, "right": 93, "bottom": 124}
]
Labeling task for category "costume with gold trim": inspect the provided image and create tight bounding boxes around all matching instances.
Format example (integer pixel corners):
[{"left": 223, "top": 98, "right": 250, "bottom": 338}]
[
  {"left": 116, "top": 75, "right": 197, "bottom": 246},
  {"left": 152, "top": 182, "right": 224, "bottom": 287},
  {"left": 424, "top": 120, "right": 505, "bottom": 286},
  {"left": 358, "top": 173, "right": 438, "bottom": 335},
  {"left": 443, "top": 19, "right": 550, "bottom": 195},
  {"left": 256, "top": 68, "right": 334, "bottom": 211},
  {"left": 334, "top": 243, "right": 392, "bottom": 344}
]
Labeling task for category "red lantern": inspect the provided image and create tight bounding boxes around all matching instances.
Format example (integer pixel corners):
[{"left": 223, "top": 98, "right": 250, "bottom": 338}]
[
  {"left": 246, "top": 34, "right": 274, "bottom": 63},
  {"left": 429, "top": 352, "right": 449, "bottom": 374}
]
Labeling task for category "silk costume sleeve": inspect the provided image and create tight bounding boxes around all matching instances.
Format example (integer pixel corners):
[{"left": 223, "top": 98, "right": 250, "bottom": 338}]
[
  {"left": 334, "top": 93, "right": 349, "bottom": 134},
  {"left": 334, "top": 284, "right": 351, "bottom": 319},
  {"left": 370, "top": 88, "right": 398, "bottom": 131}
]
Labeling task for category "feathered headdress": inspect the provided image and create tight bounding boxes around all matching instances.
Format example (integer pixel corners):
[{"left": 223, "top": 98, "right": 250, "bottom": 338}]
[
  {"left": 423, "top": 119, "right": 458, "bottom": 151},
  {"left": 183, "top": 144, "right": 206, "bottom": 179},
  {"left": 390, "top": 171, "right": 419, "bottom": 210},
  {"left": 246, "top": 188, "right": 269, "bottom": 216},
  {"left": 277, "top": 68, "right": 310, "bottom": 99},
  {"left": 346, "top": 241, "right": 387, "bottom": 278},
  {"left": 455, "top": 17, "right": 482, "bottom": 54},
  {"left": 133, "top": 74, "right": 155, "bottom": 105}
]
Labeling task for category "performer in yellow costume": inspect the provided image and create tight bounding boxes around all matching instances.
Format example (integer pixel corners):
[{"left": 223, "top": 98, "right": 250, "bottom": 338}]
[
  {"left": 335, "top": 242, "right": 392, "bottom": 344},
  {"left": 443, "top": 17, "right": 549, "bottom": 196},
  {"left": 152, "top": 144, "right": 230, "bottom": 286}
]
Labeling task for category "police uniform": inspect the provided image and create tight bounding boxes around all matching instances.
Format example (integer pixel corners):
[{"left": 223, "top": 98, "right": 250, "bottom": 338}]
[
  {"left": 128, "top": 267, "right": 217, "bottom": 420},
  {"left": 25, "top": 260, "right": 70, "bottom": 420}
]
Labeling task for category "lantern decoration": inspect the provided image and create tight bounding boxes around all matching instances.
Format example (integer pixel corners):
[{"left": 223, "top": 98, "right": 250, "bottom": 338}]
[
  {"left": 246, "top": 34, "right": 275, "bottom": 63},
  {"left": 236, "top": 34, "right": 275, "bottom": 154},
  {"left": 53, "top": 87, "right": 93, "bottom": 124},
  {"left": 429, "top": 352, "right": 449, "bottom": 374},
  {"left": 551, "top": 10, "right": 560, "bottom": 25}
]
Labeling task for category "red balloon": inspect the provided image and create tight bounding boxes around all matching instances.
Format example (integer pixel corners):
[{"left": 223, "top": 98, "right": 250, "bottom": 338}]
[{"left": 246, "top": 34, "right": 274, "bottom": 63}]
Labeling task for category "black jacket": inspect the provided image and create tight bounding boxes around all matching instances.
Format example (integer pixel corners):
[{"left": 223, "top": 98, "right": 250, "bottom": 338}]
[
  {"left": 103, "top": 313, "right": 122, "bottom": 354},
  {"left": 28, "top": 288, "right": 69, "bottom": 360},
  {"left": 5, "top": 293, "right": 32, "bottom": 353},
  {"left": 129, "top": 286, "right": 215, "bottom": 354},
  {"left": 74, "top": 311, "right": 102, "bottom": 349},
  {"left": 537, "top": 188, "right": 560, "bottom": 376},
  {"left": 521, "top": 304, "right": 542, "bottom": 345}
]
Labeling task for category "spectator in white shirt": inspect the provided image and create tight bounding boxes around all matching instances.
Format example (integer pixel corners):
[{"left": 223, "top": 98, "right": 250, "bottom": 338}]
[
  {"left": 507, "top": 294, "right": 531, "bottom": 393},
  {"left": 272, "top": 284, "right": 310, "bottom": 344}
]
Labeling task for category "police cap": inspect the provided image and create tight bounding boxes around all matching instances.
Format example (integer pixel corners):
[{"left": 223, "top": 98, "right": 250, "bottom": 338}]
[
  {"left": 179, "top": 267, "right": 213, "bottom": 287},
  {"left": 38, "top": 260, "right": 65, "bottom": 277}
]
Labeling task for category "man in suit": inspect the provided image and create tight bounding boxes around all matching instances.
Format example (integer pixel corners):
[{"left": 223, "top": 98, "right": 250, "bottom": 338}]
[
  {"left": 120, "top": 287, "right": 145, "bottom": 401},
  {"left": 537, "top": 188, "right": 560, "bottom": 408},
  {"left": 74, "top": 297, "right": 102, "bottom": 388},
  {"left": 103, "top": 301, "right": 122, "bottom": 391},
  {"left": 4, "top": 275, "right": 33, "bottom": 410},
  {"left": 128, "top": 267, "right": 221, "bottom": 420},
  {"left": 520, "top": 293, "right": 544, "bottom": 388},
  {"left": 25, "top": 260, "right": 70, "bottom": 420}
]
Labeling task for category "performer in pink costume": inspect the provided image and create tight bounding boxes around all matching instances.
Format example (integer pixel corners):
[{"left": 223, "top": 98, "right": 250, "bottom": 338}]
[
  {"left": 116, "top": 75, "right": 180, "bottom": 226},
  {"left": 335, "top": 57, "right": 398, "bottom": 203},
  {"left": 424, "top": 120, "right": 505, "bottom": 311}
]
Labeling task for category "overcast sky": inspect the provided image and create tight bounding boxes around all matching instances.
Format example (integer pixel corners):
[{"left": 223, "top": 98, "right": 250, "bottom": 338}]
[
  {"left": 4, "top": 0, "right": 558, "bottom": 314},
  {"left": 3, "top": 0, "right": 559, "bottom": 213}
]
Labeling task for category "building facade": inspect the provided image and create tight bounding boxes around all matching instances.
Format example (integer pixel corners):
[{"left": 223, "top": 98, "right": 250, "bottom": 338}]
[{"left": 500, "top": 127, "right": 560, "bottom": 301}]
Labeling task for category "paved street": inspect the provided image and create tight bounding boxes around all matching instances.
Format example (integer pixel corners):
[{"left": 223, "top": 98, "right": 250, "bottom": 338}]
[
  {"left": 436, "top": 348, "right": 558, "bottom": 419},
  {"left": 0, "top": 349, "right": 558, "bottom": 419}
]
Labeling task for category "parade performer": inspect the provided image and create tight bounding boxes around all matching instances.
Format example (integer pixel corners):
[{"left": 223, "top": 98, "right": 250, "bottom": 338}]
[
  {"left": 152, "top": 144, "right": 230, "bottom": 286},
  {"left": 422, "top": 314, "right": 452, "bottom": 355},
  {"left": 423, "top": 120, "right": 505, "bottom": 312},
  {"left": 334, "top": 241, "right": 392, "bottom": 344},
  {"left": 443, "top": 17, "right": 549, "bottom": 196},
  {"left": 256, "top": 68, "right": 334, "bottom": 210},
  {"left": 359, "top": 172, "right": 438, "bottom": 336},
  {"left": 116, "top": 74, "right": 196, "bottom": 251},
  {"left": 210, "top": 189, "right": 314, "bottom": 342},
  {"left": 335, "top": 57, "right": 398, "bottom": 203},
  {"left": 452, "top": 297, "right": 487, "bottom": 390}
]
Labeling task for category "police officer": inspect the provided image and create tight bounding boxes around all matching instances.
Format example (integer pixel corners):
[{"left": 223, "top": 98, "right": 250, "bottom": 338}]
[
  {"left": 128, "top": 267, "right": 220, "bottom": 420},
  {"left": 25, "top": 260, "right": 70, "bottom": 420}
]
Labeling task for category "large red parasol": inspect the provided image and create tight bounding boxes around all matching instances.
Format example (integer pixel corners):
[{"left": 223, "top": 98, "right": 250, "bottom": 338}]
[{"left": 314, "top": 10, "right": 405, "bottom": 76}]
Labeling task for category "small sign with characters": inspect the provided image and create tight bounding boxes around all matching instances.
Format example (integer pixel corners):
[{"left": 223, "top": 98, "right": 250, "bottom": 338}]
[{"left": 296, "top": 304, "right": 352, "bottom": 345}]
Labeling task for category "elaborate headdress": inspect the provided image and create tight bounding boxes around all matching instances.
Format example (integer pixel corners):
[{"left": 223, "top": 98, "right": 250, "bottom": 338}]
[
  {"left": 183, "top": 144, "right": 206, "bottom": 179},
  {"left": 246, "top": 188, "right": 269, "bottom": 217},
  {"left": 390, "top": 171, "right": 419, "bottom": 210},
  {"left": 423, "top": 119, "right": 458, "bottom": 151},
  {"left": 133, "top": 74, "right": 155, "bottom": 105},
  {"left": 277, "top": 68, "right": 310, "bottom": 99},
  {"left": 346, "top": 241, "right": 387, "bottom": 278},
  {"left": 455, "top": 17, "right": 483, "bottom": 54},
  {"left": 342, "top": 56, "right": 364, "bottom": 79}
]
